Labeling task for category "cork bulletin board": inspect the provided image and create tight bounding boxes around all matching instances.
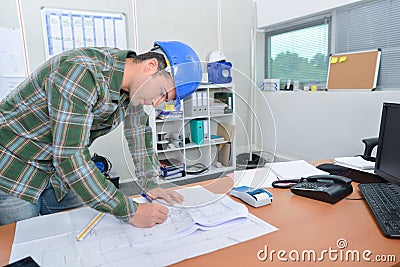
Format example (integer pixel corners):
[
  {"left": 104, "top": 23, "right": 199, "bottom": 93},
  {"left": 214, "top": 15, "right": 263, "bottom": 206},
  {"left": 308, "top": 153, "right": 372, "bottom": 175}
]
[{"left": 326, "top": 49, "right": 381, "bottom": 91}]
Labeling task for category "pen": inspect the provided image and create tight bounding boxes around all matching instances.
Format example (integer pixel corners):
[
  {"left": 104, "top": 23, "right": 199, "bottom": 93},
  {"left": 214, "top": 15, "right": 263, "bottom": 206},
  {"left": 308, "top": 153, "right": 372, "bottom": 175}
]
[
  {"left": 141, "top": 192, "right": 153, "bottom": 203},
  {"left": 76, "top": 212, "right": 106, "bottom": 242}
]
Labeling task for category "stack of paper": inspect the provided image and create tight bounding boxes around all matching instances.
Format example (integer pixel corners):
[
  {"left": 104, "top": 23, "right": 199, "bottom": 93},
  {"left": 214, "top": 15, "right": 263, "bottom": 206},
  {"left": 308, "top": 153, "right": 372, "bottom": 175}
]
[
  {"left": 334, "top": 156, "right": 375, "bottom": 170},
  {"left": 233, "top": 160, "right": 329, "bottom": 188},
  {"left": 266, "top": 160, "right": 329, "bottom": 179},
  {"left": 210, "top": 103, "right": 227, "bottom": 116}
]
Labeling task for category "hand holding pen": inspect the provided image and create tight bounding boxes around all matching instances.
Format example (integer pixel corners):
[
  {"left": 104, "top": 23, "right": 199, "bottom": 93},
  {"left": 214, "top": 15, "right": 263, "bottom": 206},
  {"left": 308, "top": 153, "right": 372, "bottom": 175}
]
[{"left": 128, "top": 191, "right": 169, "bottom": 228}]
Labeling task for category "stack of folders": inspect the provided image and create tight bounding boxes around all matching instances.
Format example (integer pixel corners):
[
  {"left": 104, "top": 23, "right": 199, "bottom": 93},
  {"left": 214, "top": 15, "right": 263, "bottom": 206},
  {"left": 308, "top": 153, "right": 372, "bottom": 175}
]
[
  {"left": 159, "top": 158, "right": 185, "bottom": 180},
  {"left": 210, "top": 103, "right": 227, "bottom": 116},
  {"left": 184, "top": 91, "right": 208, "bottom": 117}
]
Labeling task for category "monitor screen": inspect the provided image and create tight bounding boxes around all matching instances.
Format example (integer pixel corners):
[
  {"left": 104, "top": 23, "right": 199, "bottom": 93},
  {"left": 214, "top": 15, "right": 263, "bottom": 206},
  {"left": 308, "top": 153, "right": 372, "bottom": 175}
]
[{"left": 375, "top": 102, "right": 400, "bottom": 185}]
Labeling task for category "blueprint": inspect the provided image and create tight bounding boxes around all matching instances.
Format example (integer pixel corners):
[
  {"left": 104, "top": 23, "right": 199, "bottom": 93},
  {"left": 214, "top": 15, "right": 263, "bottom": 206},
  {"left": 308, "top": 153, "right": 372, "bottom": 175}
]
[{"left": 10, "top": 187, "right": 278, "bottom": 266}]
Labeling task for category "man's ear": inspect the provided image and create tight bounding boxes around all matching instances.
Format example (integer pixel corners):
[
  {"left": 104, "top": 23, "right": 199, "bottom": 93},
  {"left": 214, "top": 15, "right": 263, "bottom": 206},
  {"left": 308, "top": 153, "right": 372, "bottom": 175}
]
[{"left": 146, "top": 58, "right": 158, "bottom": 72}]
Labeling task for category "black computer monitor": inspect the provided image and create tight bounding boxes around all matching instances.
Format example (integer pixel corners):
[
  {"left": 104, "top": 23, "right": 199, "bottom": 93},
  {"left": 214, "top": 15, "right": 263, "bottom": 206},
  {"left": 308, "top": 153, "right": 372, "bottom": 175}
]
[{"left": 375, "top": 102, "right": 400, "bottom": 186}]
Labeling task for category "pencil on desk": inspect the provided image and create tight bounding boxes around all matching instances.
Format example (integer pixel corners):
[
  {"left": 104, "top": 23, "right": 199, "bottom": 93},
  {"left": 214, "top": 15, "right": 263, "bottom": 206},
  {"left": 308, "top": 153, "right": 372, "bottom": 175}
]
[{"left": 76, "top": 212, "right": 106, "bottom": 242}]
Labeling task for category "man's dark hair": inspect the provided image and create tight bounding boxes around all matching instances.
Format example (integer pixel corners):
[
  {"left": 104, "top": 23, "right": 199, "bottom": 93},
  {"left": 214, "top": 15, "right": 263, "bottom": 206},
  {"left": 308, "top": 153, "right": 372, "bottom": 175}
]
[{"left": 131, "top": 52, "right": 167, "bottom": 71}]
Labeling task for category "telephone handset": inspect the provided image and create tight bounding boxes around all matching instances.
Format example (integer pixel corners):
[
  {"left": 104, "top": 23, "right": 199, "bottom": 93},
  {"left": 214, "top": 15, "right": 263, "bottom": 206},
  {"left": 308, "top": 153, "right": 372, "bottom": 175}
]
[
  {"left": 290, "top": 174, "right": 353, "bottom": 204},
  {"left": 303, "top": 174, "right": 352, "bottom": 185}
]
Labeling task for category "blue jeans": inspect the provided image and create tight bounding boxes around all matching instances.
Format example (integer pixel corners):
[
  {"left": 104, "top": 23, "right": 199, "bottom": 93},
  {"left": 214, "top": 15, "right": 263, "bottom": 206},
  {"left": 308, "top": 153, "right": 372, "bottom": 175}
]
[{"left": 0, "top": 181, "right": 84, "bottom": 226}]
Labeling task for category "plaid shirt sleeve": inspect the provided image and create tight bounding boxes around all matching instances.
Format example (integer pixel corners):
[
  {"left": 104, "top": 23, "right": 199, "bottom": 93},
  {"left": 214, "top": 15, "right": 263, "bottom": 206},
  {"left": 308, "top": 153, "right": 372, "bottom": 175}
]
[
  {"left": 48, "top": 61, "right": 137, "bottom": 221},
  {"left": 123, "top": 104, "right": 160, "bottom": 191}
]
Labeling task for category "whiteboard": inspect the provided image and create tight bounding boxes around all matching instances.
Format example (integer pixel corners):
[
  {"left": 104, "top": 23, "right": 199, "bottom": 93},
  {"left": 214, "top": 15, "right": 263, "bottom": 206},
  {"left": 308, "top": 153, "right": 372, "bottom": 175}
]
[{"left": 41, "top": 8, "right": 127, "bottom": 59}]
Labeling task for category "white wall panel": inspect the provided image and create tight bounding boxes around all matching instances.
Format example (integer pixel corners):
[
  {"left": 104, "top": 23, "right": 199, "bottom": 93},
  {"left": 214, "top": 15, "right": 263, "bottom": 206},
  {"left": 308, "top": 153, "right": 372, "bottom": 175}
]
[
  {"left": 136, "top": 0, "right": 219, "bottom": 62},
  {"left": 0, "top": 0, "right": 19, "bottom": 28},
  {"left": 256, "top": 0, "right": 362, "bottom": 28},
  {"left": 257, "top": 91, "right": 400, "bottom": 160}
]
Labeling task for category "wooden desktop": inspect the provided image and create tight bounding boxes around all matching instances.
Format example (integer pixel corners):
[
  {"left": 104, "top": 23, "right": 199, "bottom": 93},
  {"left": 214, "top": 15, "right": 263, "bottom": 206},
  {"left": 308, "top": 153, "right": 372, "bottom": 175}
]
[{"left": 1, "top": 174, "right": 399, "bottom": 266}]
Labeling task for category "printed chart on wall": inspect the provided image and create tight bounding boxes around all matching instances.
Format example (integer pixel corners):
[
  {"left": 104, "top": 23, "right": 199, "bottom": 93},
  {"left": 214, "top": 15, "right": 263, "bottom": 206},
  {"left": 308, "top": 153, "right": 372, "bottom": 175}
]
[
  {"left": 41, "top": 8, "right": 127, "bottom": 59},
  {"left": 326, "top": 49, "right": 381, "bottom": 91},
  {"left": 0, "top": 27, "right": 26, "bottom": 100}
]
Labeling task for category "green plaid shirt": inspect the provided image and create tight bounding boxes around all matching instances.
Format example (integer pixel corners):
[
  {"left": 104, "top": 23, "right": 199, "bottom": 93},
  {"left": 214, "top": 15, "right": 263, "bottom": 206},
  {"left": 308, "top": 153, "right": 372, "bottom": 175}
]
[{"left": 0, "top": 47, "right": 160, "bottom": 221}]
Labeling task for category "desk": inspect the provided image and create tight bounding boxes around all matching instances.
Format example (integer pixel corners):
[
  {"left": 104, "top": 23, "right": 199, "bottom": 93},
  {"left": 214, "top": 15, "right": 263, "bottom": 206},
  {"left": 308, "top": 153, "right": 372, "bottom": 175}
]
[{"left": 1, "top": 176, "right": 399, "bottom": 266}]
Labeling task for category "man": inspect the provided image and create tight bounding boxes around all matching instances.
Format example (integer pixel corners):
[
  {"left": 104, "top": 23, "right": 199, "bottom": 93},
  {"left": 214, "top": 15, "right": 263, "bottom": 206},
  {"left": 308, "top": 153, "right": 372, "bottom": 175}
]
[{"left": 0, "top": 41, "right": 202, "bottom": 227}]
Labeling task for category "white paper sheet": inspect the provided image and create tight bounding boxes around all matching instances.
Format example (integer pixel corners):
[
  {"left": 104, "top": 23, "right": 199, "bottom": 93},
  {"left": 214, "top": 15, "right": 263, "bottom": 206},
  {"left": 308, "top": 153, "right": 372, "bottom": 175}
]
[
  {"left": 334, "top": 156, "right": 375, "bottom": 171},
  {"left": 14, "top": 212, "right": 73, "bottom": 244},
  {"left": 266, "top": 160, "right": 329, "bottom": 179},
  {"left": 0, "top": 27, "right": 26, "bottom": 100},
  {"left": 0, "top": 27, "right": 25, "bottom": 77},
  {"left": 233, "top": 167, "right": 278, "bottom": 188},
  {"left": 174, "top": 185, "right": 225, "bottom": 207}
]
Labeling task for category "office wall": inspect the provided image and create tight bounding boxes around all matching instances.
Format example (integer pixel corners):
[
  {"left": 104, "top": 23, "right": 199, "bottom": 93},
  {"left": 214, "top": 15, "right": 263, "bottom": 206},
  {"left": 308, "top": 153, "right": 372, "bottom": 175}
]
[
  {"left": 0, "top": 0, "right": 19, "bottom": 28},
  {"left": 13, "top": 0, "right": 253, "bottom": 182},
  {"left": 135, "top": 0, "right": 218, "bottom": 59},
  {"left": 220, "top": 0, "right": 254, "bottom": 156},
  {"left": 255, "top": 0, "right": 362, "bottom": 28},
  {"left": 257, "top": 91, "right": 400, "bottom": 161}
]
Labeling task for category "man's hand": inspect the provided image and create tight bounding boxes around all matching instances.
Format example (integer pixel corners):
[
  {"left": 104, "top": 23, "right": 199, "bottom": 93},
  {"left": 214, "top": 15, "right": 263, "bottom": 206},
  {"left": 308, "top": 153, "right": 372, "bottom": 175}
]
[
  {"left": 147, "top": 188, "right": 184, "bottom": 205},
  {"left": 129, "top": 203, "right": 168, "bottom": 228}
]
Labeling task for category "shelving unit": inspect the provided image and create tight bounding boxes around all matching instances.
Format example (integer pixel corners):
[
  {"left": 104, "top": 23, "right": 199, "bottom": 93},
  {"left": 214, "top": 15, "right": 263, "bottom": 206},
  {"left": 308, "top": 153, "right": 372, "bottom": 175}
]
[{"left": 149, "top": 83, "right": 236, "bottom": 184}]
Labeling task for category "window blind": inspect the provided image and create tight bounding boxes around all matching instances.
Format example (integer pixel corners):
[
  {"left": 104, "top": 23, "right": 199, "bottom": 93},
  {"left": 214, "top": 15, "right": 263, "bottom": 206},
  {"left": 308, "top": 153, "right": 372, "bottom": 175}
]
[
  {"left": 265, "top": 19, "right": 330, "bottom": 85},
  {"left": 335, "top": 0, "right": 400, "bottom": 89}
]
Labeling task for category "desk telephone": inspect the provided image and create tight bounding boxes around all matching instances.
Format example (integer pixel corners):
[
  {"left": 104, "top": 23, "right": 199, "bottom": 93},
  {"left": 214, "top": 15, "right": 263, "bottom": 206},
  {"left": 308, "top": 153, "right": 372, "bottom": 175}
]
[{"left": 290, "top": 175, "right": 353, "bottom": 204}]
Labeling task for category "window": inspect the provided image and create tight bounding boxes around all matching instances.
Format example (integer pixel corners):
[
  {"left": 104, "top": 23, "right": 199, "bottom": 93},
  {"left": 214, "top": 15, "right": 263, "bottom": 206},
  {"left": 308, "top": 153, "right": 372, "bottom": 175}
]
[{"left": 265, "top": 19, "right": 330, "bottom": 87}]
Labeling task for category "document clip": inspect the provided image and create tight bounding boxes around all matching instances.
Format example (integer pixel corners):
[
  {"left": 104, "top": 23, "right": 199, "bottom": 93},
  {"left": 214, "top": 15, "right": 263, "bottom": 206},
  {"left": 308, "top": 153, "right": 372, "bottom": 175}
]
[{"left": 230, "top": 186, "right": 273, "bottom": 208}]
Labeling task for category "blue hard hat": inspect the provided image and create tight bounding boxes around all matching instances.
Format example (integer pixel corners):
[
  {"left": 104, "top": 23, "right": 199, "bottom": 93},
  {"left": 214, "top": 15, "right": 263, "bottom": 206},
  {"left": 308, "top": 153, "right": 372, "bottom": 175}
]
[{"left": 153, "top": 41, "right": 202, "bottom": 108}]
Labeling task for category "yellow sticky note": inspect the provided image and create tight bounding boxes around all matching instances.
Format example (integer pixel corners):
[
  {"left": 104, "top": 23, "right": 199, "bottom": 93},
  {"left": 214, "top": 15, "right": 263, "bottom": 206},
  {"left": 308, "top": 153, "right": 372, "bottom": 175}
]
[
  {"left": 330, "top": 57, "right": 338, "bottom": 64},
  {"left": 164, "top": 104, "right": 175, "bottom": 111},
  {"left": 339, "top": 56, "right": 347, "bottom": 63}
]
